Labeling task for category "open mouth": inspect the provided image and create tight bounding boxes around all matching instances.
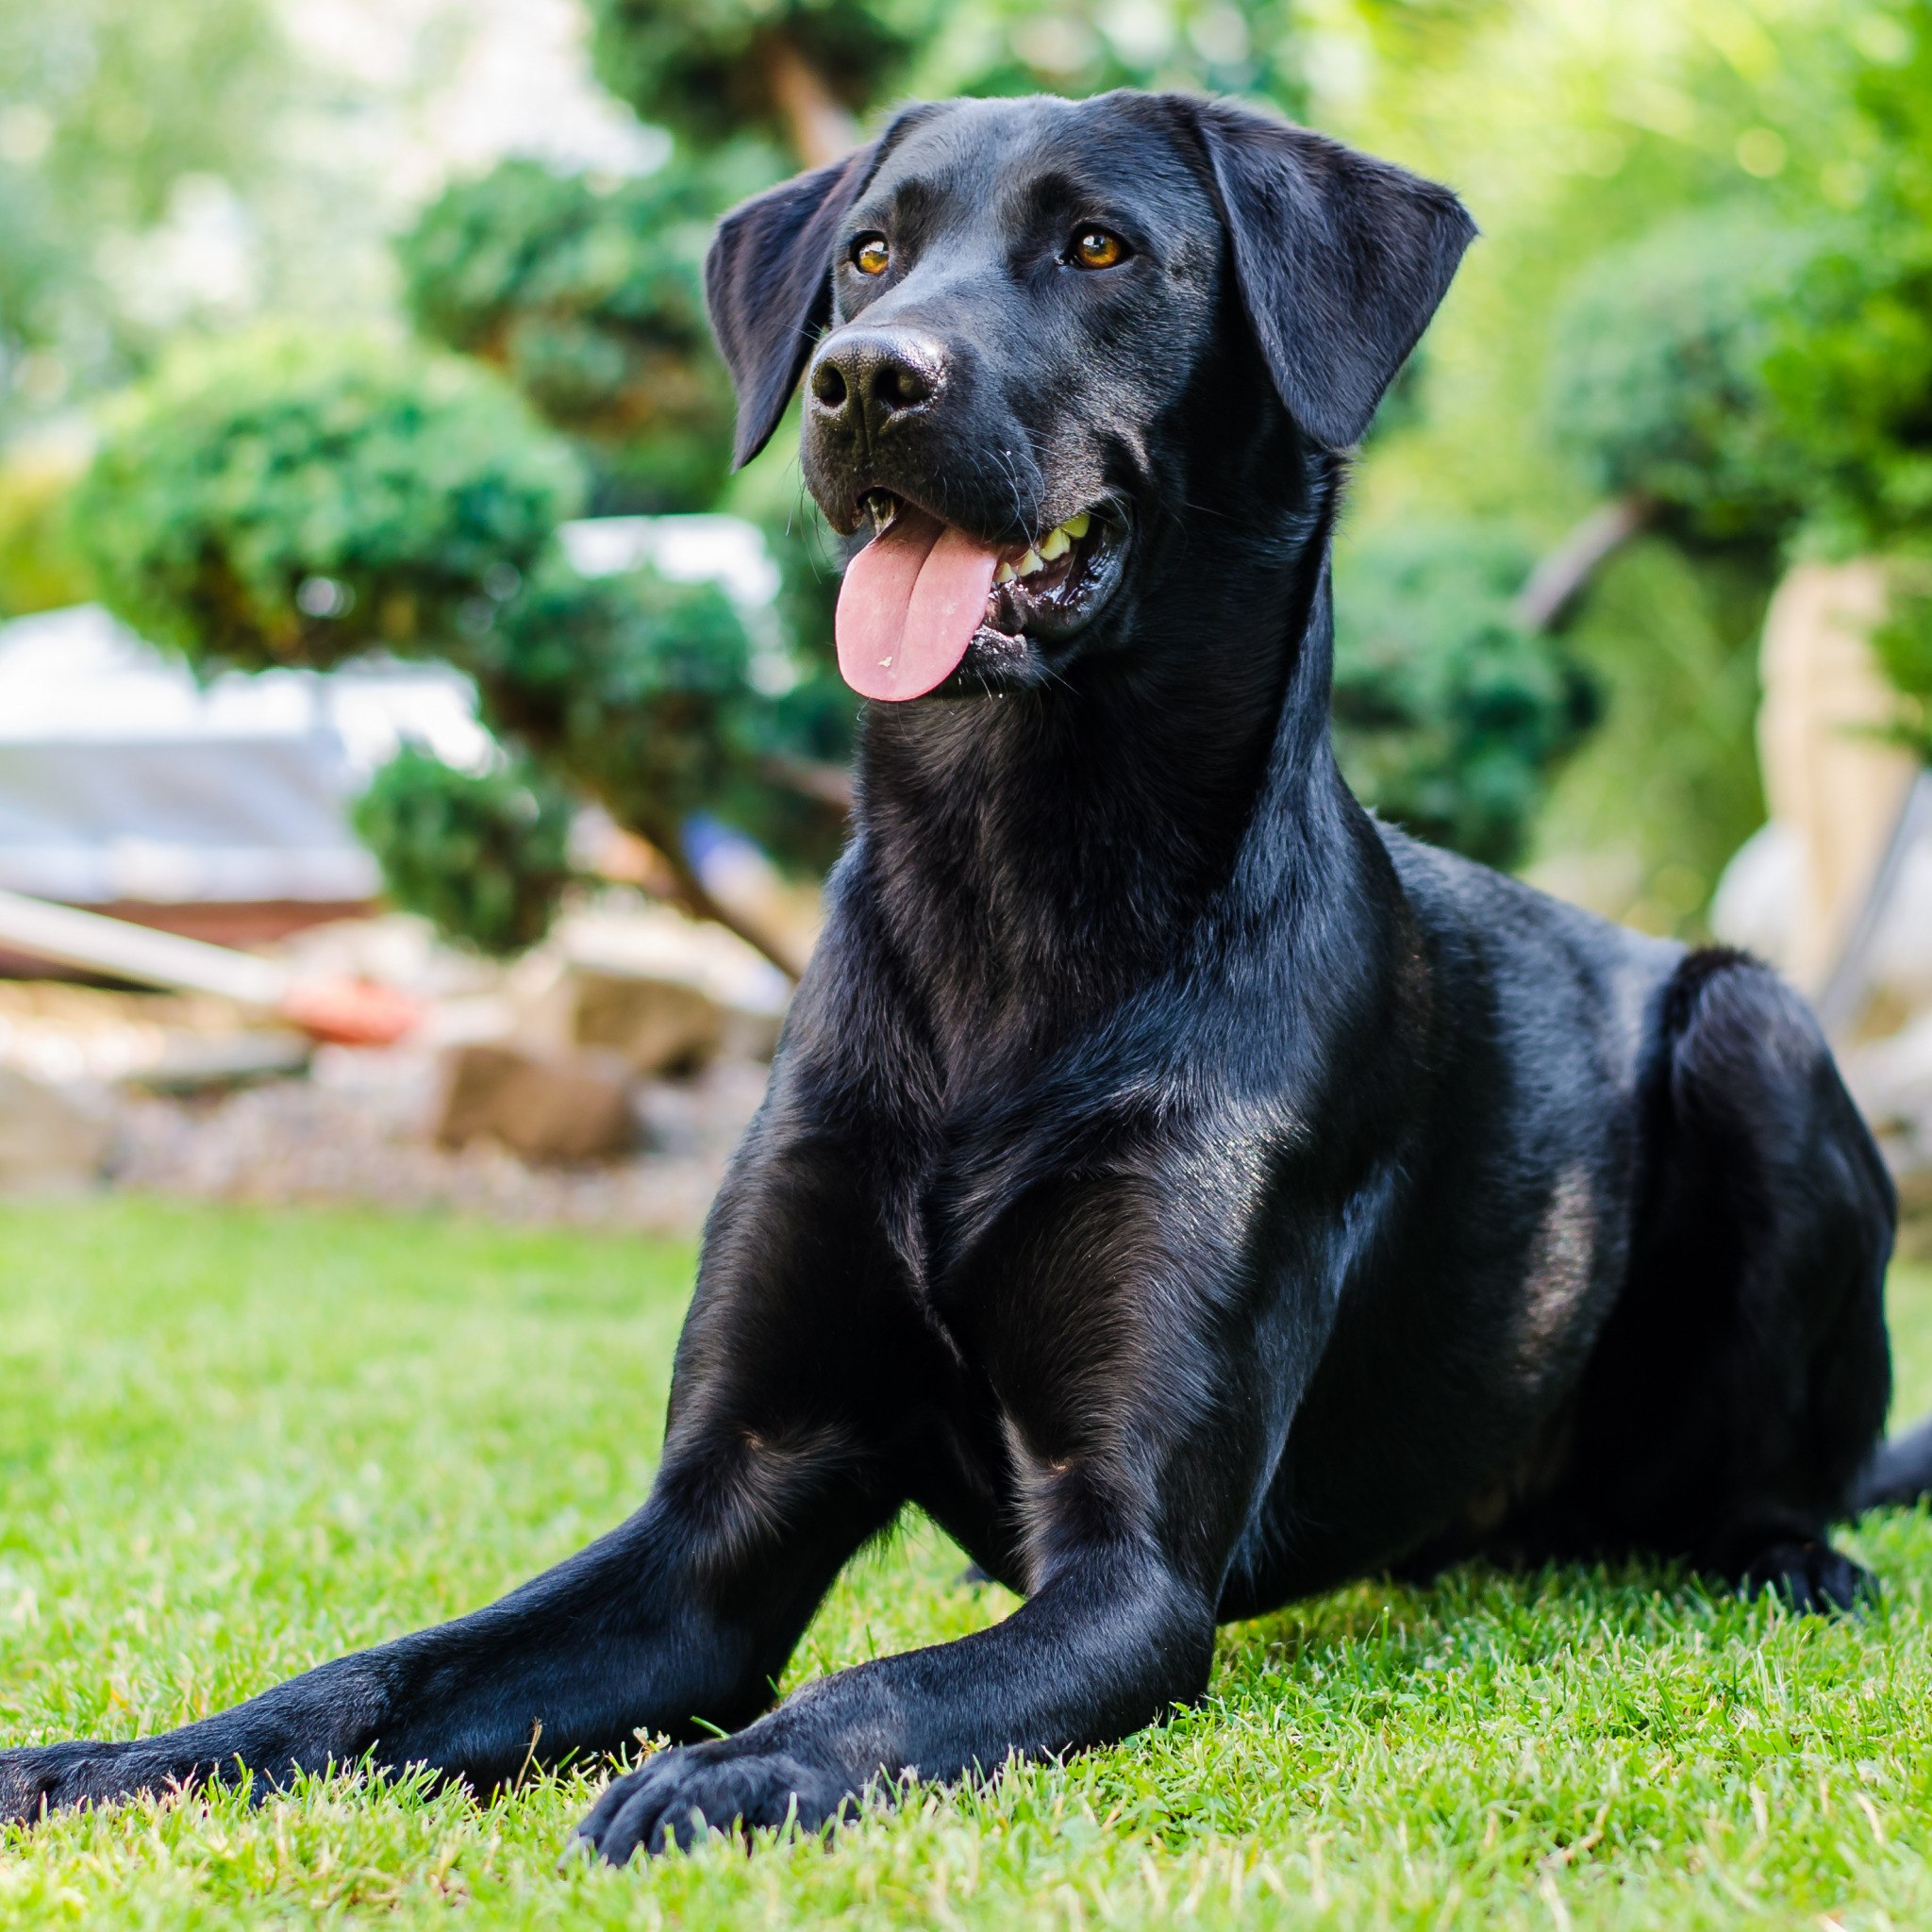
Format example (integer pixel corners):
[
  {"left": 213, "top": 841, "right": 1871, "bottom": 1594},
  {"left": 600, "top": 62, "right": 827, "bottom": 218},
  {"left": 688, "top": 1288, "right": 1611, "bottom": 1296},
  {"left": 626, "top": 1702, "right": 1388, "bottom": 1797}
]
[{"left": 835, "top": 491, "right": 1126, "bottom": 702}]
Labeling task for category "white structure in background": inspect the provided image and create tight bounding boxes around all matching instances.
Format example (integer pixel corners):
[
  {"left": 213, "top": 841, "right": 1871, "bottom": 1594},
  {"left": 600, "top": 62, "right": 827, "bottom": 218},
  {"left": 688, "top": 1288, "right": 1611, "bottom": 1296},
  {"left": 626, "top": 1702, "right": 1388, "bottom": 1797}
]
[
  {"left": 279, "top": 0, "right": 665, "bottom": 194},
  {"left": 558, "top": 513, "right": 799, "bottom": 695},
  {"left": 558, "top": 516, "right": 781, "bottom": 607},
  {"left": 1706, "top": 559, "right": 1932, "bottom": 1166},
  {"left": 0, "top": 516, "right": 782, "bottom": 918},
  {"left": 1714, "top": 818, "right": 1932, "bottom": 1019},
  {"left": 1711, "top": 560, "right": 1932, "bottom": 1014},
  {"left": 0, "top": 605, "right": 487, "bottom": 910}
]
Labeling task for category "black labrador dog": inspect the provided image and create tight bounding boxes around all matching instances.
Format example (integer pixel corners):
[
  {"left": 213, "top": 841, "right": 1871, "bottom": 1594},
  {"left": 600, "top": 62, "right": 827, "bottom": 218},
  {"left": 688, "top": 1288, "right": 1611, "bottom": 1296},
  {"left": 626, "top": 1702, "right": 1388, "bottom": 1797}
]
[{"left": 4, "top": 90, "right": 1922, "bottom": 1864}]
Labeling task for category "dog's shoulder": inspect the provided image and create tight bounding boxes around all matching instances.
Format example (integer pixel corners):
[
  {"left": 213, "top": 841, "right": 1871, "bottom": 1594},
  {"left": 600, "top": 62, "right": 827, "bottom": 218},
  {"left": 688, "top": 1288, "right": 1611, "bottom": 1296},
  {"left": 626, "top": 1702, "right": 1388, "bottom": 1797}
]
[{"left": 1372, "top": 817, "right": 1683, "bottom": 1042}]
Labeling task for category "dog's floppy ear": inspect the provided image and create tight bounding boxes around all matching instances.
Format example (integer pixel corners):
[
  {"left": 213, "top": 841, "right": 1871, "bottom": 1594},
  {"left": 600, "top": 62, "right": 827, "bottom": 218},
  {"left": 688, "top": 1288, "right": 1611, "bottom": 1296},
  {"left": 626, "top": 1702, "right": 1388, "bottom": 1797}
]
[
  {"left": 1182, "top": 98, "right": 1475, "bottom": 451},
  {"left": 705, "top": 108, "right": 933, "bottom": 469}
]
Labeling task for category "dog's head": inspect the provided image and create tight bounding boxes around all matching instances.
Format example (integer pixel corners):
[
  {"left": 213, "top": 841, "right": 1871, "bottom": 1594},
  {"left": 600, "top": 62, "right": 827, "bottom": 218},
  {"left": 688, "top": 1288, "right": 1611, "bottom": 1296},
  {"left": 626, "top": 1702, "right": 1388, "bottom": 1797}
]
[{"left": 706, "top": 92, "right": 1474, "bottom": 703}]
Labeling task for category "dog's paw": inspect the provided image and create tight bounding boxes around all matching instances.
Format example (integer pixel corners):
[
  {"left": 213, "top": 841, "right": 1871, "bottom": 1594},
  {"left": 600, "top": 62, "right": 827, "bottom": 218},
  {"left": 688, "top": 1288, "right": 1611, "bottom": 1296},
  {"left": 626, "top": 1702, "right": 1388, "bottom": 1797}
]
[
  {"left": 573, "top": 1740, "right": 858, "bottom": 1864},
  {"left": 1740, "top": 1539, "right": 1876, "bottom": 1616},
  {"left": 0, "top": 1740, "right": 143, "bottom": 1826}
]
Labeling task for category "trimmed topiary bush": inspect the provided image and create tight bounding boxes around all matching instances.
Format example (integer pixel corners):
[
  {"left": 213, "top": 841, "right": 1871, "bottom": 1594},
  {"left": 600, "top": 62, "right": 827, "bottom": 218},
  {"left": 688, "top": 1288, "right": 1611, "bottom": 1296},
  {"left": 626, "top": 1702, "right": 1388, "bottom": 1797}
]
[
  {"left": 1546, "top": 208, "right": 1820, "bottom": 543},
  {"left": 76, "top": 322, "right": 848, "bottom": 958},
  {"left": 586, "top": 0, "right": 918, "bottom": 155},
  {"left": 75, "top": 327, "right": 583, "bottom": 673},
  {"left": 397, "top": 161, "right": 734, "bottom": 513},
  {"left": 352, "top": 744, "right": 577, "bottom": 958}
]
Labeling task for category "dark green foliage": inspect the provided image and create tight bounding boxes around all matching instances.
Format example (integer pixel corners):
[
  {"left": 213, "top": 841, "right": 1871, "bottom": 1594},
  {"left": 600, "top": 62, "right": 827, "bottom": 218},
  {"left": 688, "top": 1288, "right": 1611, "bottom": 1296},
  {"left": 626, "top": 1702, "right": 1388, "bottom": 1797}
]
[
  {"left": 587, "top": 0, "right": 919, "bottom": 153},
  {"left": 1759, "top": 242, "right": 1932, "bottom": 559},
  {"left": 473, "top": 552, "right": 848, "bottom": 874},
  {"left": 75, "top": 330, "right": 582, "bottom": 672},
  {"left": 1763, "top": 0, "right": 1932, "bottom": 557},
  {"left": 468, "top": 553, "right": 751, "bottom": 841},
  {"left": 1552, "top": 200, "right": 1932, "bottom": 558},
  {"left": 397, "top": 161, "right": 734, "bottom": 512},
  {"left": 1547, "top": 209, "right": 1819, "bottom": 541},
  {"left": 1873, "top": 562, "right": 1932, "bottom": 756},
  {"left": 352, "top": 744, "right": 577, "bottom": 958},
  {"left": 1333, "top": 523, "right": 1596, "bottom": 869},
  {"left": 1550, "top": 3, "right": 1932, "bottom": 564}
]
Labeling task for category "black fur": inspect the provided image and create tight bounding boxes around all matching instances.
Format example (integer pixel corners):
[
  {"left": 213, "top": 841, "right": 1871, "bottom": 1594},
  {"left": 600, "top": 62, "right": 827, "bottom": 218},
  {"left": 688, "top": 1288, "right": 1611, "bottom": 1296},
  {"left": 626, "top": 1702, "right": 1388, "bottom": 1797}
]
[{"left": 1, "top": 91, "right": 1907, "bottom": 1862}]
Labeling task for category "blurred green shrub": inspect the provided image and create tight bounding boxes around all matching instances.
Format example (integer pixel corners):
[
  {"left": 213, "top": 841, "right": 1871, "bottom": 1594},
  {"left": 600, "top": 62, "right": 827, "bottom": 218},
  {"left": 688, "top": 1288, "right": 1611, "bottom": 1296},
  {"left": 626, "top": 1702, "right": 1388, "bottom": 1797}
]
[
  {"left": 1333, "top": 522, "right": 1596, "bottom": 869},
  {"left": 1526, "top": 538, "right": 1771, "bottom": 936},
  {"left": 1552, "top": 205, "right": 1932, "bottom": 558},
  {"left": 1775, "top": 0, "right": 1932, "bottom": 558},
  {"left": 1759, "top": 239, "right": 1932, "bottom": 560},
  {"left": 1871, "top": 562, "right": 1932, "bottom": 758},
  {"left": 1550, "top": 0, "right": 1932, "bottom": 564},
  {"left": 0, "top": 441, "right": 91, "bottom": 617},
  {"left": 75, "top": 324, "right": 848, "bottom": 958},
  {"left": 464, "top": 553, "right": 841, "bottom": 874},
  {"left": 75, "top": 329, "right": 582, "bottom": 671},
  {"left": 588, "top": 0, "right": 914, "bottom": 156},
  {"left": 1548, "top": 209, "right": 1817, "bottom": 542},
  {"left": 398, "top": 161, "right": 734, "bottom": 512},
  {"left": 352, "top": 745, "right": 576, "bottom": 958}
]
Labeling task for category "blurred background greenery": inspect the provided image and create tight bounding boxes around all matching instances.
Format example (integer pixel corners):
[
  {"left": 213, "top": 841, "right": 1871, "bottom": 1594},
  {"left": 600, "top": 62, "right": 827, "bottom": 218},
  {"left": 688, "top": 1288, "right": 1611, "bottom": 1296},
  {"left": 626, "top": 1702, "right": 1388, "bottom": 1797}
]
[{"left": 3, "top": 0, "right": 1930, "bottom": 966}]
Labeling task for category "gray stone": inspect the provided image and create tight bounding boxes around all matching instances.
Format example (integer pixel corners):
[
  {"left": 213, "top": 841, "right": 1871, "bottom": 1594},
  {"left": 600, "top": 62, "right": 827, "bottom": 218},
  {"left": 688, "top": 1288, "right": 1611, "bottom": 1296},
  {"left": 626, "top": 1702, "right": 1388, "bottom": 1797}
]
[
  {"left": 0, "top": 1064, "right": 110, "bottom": 1192},
  {"left": 432, "top": 1042, "right": 637, "bottom": 1165},
  {"left": 556, "top": 969, "right": 726, "bottom": 1075}
]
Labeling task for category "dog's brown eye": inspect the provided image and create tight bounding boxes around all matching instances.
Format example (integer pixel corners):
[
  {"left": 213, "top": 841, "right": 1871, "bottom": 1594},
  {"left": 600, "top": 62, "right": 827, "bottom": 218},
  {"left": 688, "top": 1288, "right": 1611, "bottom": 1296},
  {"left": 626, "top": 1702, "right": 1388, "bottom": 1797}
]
[
  {"left": 1070, "top": 228, "right": 1127, "bottom": 271},
  {"left": 852, "top": 235, "right": 891, "bottom": 276}
]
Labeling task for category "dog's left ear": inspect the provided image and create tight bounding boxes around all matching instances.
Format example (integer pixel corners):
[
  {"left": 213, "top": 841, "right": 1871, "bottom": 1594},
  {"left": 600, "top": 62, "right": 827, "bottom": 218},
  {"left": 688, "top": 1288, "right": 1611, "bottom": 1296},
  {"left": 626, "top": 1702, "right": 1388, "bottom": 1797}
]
[
  {"left": 706, "top": 107, "right": 936, "bottom": 469},
  {"left": 1181, "top": 98, "right": 1475, "bottom": 451}
]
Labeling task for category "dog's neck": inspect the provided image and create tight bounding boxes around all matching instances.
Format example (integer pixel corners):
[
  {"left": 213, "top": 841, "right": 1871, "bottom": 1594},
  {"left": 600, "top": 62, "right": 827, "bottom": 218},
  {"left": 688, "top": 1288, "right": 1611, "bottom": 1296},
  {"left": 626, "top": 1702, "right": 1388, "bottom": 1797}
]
[{"left": 851, "top": 441, "right": 1355, "bottom": 1060}]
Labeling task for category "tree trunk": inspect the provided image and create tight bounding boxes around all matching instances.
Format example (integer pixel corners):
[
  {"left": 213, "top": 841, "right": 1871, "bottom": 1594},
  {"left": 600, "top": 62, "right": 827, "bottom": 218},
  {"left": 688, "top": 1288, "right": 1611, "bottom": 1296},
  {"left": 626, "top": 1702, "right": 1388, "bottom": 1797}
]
[
  {"left": 758, "top": 33, "right": 860, "bottom": 169},
  {"left": 607, "top": 823, "right": 803, "bottom": 981},
  {"left": 1511, "top": 495, "right": 1652, "bottom": 634}
]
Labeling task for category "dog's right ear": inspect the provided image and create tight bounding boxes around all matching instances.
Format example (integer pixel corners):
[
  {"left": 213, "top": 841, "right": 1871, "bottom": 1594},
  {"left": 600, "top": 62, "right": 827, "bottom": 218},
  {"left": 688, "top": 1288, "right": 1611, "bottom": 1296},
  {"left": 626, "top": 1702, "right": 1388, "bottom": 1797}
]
[{"left": 705, "top": 109, "right": 932, "bottom": 469}]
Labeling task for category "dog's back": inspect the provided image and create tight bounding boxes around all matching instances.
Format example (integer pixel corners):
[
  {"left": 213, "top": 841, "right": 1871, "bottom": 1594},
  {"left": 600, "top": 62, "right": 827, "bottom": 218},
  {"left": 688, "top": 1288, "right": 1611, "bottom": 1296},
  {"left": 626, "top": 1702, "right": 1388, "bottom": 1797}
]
[{"left": 1224, "top": 825, "right": 1893, "bottom": 1612}]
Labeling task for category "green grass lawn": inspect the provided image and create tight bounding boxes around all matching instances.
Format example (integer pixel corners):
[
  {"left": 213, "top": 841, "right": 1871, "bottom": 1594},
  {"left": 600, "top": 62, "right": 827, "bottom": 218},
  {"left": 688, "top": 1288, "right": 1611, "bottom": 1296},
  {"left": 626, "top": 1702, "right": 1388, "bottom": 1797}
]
[{"left": 6, "top": 1202, "right": 1932, "bottom": 1927}]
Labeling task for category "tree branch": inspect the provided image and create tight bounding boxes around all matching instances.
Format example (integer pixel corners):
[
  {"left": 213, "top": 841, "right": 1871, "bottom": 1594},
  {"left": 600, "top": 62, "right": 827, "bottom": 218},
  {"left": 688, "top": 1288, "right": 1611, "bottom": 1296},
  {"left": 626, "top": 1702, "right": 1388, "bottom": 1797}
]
[
  {"left": 1511, "top": 494, "right": 1653, "bottom": 634},
  {"left": 758, "top": 33, "right": 860, "bottom": 169},
  {"left": 650, "top": 827, "right": 808, "bottom": 984},
  {"left": 759, "top": 753, "right": 856, "bottom": 814}
]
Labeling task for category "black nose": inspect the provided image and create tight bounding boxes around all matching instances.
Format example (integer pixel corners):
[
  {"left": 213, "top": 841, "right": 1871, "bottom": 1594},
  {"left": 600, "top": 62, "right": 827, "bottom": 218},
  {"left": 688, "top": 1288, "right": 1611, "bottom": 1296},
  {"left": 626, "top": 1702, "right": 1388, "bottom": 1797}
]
[{"left": 808, "top": 328, "right": 944, "bottom": 444}]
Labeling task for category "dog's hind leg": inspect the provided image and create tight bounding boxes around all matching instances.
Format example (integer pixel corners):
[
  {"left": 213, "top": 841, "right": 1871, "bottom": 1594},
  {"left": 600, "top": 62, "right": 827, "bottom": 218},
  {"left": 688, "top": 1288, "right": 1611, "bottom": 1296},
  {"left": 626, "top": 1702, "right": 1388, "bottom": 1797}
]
[
  {"left": 1852, "top": 1413, "right": 1932, "bottom": 1510},
  {"left": 0, "top": 1139, "right": 923, "bottom": 1825},
  {"left": 1517, "top": 950, "right": 1895, "bottom": 1611}
]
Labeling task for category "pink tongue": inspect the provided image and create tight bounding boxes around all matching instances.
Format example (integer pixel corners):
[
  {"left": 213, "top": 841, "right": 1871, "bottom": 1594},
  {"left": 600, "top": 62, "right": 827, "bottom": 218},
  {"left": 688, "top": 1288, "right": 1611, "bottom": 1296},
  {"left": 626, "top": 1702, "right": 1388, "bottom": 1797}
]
[{"left": 836, "top": 508, "right": 999, "bottom": 701}]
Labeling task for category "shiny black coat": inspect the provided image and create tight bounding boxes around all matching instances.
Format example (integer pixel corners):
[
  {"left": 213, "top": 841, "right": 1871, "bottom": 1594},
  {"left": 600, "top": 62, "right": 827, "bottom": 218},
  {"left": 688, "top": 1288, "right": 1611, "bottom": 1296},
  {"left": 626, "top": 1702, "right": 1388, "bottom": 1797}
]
[{"left": 2, "top": 92, "right": 1900, "bottom": 1862}]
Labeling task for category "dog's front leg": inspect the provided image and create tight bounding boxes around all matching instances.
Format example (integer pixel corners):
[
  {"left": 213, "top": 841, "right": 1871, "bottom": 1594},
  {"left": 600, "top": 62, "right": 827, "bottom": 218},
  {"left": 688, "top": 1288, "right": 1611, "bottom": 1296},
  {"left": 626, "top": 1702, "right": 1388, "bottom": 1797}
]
[
  {"left": 576, "top": 1161, "right": 1298, "bottom": 1862},
  {"left": 0, "top": 1426, "right": 893, "bottom": 1825},
  {"left": 1, "top": 1130, "right": 920, "bottom": 1826},
  {"left": 574, "top": 1535, "right": 1217, "bottom": 1861}
]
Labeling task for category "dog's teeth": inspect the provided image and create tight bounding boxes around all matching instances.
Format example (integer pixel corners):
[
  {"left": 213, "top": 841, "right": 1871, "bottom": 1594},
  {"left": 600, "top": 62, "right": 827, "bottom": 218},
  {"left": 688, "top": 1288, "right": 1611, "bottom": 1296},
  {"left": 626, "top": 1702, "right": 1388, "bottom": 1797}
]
[
  {"left": 1062, "top": 511, "right": 1091, "bottom": 540},
  {"left": 1039, "top": 526, "right": 1072, "bottom": 562},
  {"left": 993, "top": 560, "right": 1016, "bottom": 585},
  {"left": 1015, "top": 547, "right": 1044, "bottom": 577}
]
